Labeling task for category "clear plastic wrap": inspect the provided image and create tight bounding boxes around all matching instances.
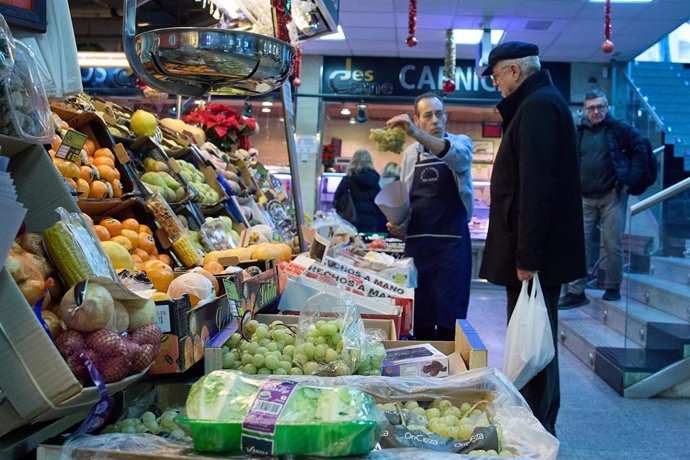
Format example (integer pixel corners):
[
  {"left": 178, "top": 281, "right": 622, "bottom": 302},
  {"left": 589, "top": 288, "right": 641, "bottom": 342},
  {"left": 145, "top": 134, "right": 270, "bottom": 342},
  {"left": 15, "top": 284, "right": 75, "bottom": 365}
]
[
  {"left": 0, "top": 14, "right": 15, "bottom": 79},
  {"left": 200, "top": 217, "right": 238, "bottom": 251},
  {"left": 309, "top": 209, "right": 358, "bottom": 239},
  {"left": 0, "top": 40, "right": 52, "bottom": 143},
  {"left": 43, "top": 207, "right": 118, "bottom": 287},
  {"left": 182, "top": 370, "right": 387, "bottom": 456}
]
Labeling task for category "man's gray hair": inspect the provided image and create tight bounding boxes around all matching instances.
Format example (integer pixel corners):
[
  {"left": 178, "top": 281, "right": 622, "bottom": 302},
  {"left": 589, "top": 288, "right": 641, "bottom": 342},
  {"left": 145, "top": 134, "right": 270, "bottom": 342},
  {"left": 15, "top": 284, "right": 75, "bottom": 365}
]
[{"left": 504, "top": 55, "right": 541, "bottom": 77}]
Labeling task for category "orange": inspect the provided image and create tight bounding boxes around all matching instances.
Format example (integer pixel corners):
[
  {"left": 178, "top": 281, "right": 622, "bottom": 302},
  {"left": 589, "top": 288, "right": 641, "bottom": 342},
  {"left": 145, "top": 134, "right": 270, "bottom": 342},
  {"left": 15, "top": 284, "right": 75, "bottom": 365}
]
[
  {"left": 80, "top": 165, "right": 96, "bottom": 183},
  {"left": 83, "top": 139, "right": 96, "bottom": 157},
  {"left": 138, "top": 233, "right": 156, "bottom": 254},
  {"left": 99, "top": 217, "right": 122, "bottom": 236},
  {"left": 121, "top": 218, "right": 140, "bottom": 232},
  {"left": 48, "top": 149, "right": 56, "bottom": 158},
  {"left": 190, "top": 267, "right": 219, "bottom": 295},
  {"left": 93, "top": 225, "right": 111, "bottom": 241},
  {"left": 151, "top": 291, "right": 172, "bottom": 302},
  {"left": 94, "top": 147, "right": 114, "bottom": 161},
  {"left": 158, "top": 253, "right": 173, "bottom": 266},
  {"left": 54, "top": 158, "right": 81, "bottom": 179},
  {"left": 93, "top": 156, "right": 115, "bottom": 168},
  {"left": 120, "top": 229, "right": 140, "bottom": 249},
  {"left": 131, "top": 254, "right": 143, "bottom": 268},
  {"left": 64, "top": 177, "right": 77, "bottom": 190},
  {"left": 110, "top": 235, "right": 133, "bottom": 252},
  {"left": 139, "top": 224, "right": 153, "bottom": 235},
  {"left": 76, "top": 178, "right": 90, "bottom": 197},
  {"left": 111, "top": 179, "right": 123, "bottom": 198},
  {"left": 51, "top": 134, "right": 62, "bottom": 152},
  {"left": 133, "top": 248, "right": 150, "bottom": 262},
  {"left": 142, "top": 259, "right": 174, "bottom": 292},
  {"left": 96, "top": 165, "right": 117, "bottom": 183},
  {"left": 203, "top": 261, "right": 224, "bottom": 275},
  {"left": 88, "top": 180, "right": 108, "bottom": 199}
]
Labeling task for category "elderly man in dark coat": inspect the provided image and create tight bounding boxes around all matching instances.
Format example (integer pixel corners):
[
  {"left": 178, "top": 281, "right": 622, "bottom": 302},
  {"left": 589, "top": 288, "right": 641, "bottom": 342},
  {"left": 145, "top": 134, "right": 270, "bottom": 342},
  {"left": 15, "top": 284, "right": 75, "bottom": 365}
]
[{"left": 478, "top": 41, "right": 586, "bottom": 436}]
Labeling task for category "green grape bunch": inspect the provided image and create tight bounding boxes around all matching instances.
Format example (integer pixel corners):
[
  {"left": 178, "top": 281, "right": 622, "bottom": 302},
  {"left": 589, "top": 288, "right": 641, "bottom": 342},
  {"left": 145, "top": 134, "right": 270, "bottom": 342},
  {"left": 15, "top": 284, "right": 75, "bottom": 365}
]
[{"left": 369, "top": 127, "right": 406, "bottom": 154}]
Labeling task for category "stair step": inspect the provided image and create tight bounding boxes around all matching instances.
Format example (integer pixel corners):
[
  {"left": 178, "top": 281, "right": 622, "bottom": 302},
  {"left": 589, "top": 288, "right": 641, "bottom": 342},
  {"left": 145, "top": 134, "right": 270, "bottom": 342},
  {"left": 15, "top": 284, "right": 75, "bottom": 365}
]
[
  {"left": 638, "top": 86, "right": 690, "bottom": 96},
  {"left": 651, "top": 256, "right": 690, "bottom": 285},
  {"left": 579, "top": 292, "right": 688, "bottom": 346},
  {"left": 632, "top": 62, "right": 689, "bottom": 72},
  {"left": 623, "top": 273, "right": 690, "bottom": 321},
  {"left": 557, "top": 313, "right": 636, "bottom": 370},
  {"left": 647, "top": 322, "right": 690, "bottom": 358},
  {"left": 595, "top": 347, "right": 680, "bottom": 395}
]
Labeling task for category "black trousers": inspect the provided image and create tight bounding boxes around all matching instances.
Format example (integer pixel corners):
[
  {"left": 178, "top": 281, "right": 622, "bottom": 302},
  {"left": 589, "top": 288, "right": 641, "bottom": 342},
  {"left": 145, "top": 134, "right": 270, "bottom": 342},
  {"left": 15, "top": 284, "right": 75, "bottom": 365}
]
[{"left": 506, "top": 283, "right": 561, "bottom": 436}]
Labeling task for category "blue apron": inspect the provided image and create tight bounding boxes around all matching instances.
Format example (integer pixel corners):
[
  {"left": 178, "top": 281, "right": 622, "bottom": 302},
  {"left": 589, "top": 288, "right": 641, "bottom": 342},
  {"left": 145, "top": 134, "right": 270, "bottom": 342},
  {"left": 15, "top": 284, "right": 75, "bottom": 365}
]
[{"left": 404, "top": 147, "right": 471, "bottom": 329}]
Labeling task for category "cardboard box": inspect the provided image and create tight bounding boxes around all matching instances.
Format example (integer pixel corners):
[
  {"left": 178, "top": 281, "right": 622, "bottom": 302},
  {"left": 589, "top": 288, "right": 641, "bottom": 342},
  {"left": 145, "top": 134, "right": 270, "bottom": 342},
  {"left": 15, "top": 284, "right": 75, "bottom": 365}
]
[
  {"left": 203, "top": 314, "right": 398, "bottom": 374},
  {"left": 381, "top": 343, "right": 450, "bottom": 378},
  {"left": 148, "top": 295, "right": 233, "bottom": 375},
  {"left": 0, "top": 136, "right": 147, "bottom": 436},
  {"left": 218, "top": 259, "right": 279, "bottom": 315},
  {"left": 383, "top": 320, "right": 488, "bottom": 375}
]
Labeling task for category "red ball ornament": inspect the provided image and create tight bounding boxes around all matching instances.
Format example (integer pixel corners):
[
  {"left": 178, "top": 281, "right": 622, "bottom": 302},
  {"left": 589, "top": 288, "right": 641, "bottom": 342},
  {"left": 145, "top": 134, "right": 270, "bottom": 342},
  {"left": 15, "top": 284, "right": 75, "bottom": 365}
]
[
  {"left": 442, "top": 79, "right": 456, "bottom": 94},
  {"left": 292, "top": 78, "right": 301, "bottom": 88},
  {"left": 406, "top": 35, "right": 417, "bottom": 47},
  {"left": 601, "top": 39, "right": 614, "bottom": 54}
]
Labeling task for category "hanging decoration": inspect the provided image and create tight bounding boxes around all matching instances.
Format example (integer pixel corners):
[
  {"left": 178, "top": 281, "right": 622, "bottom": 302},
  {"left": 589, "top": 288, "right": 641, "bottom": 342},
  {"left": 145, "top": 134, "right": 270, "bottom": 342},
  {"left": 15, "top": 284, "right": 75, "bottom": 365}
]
[
  {"left": 601, "top": 0, "right": 614, "bottom": 54},
  {"left": 271, "top": 0, "right": 292, "bottom": 43},
  {"left": 406, "top": 0, "right": 417, "bottom": 47},
  {"left": 291, "top": 44, "right": 302, "bottom": 88},
  {"left": 443, "top": 29, "right": 456, "bottom": 94}
]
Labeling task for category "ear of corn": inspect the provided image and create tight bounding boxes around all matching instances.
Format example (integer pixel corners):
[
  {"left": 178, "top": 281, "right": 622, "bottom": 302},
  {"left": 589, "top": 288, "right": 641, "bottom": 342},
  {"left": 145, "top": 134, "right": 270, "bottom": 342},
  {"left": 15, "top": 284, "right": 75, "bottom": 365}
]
[{"left": 172, "top": 235, "right": 202, "bottom": 268}]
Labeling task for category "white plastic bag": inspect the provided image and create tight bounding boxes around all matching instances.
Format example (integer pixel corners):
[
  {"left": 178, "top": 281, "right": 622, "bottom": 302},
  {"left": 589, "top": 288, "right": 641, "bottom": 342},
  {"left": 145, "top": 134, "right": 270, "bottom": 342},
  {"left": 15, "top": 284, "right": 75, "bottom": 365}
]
[{"left": 503, "top": 273, "right": 555, "bottom": 390}]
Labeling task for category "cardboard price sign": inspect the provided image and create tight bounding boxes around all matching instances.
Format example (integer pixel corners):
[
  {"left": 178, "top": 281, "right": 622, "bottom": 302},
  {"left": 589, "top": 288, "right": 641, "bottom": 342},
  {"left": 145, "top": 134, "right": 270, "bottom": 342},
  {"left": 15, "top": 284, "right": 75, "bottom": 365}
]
[{"left": 55, "top": 129, "right": 88, "bottom": 163}]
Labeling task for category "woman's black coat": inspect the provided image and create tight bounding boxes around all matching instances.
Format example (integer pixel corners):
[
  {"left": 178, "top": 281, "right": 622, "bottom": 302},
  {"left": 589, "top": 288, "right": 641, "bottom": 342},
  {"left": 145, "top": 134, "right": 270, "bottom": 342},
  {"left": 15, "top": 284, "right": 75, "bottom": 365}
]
[{"left": 334, "top": 169, "right": 386, "bottom": 232}]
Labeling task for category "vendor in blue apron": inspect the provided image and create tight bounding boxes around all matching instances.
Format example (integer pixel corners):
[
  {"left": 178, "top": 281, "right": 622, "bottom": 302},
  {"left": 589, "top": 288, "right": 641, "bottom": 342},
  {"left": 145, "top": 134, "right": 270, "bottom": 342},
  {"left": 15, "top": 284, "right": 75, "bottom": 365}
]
[{"left": 386, "top": 92, "right": 474, "bottom": 341}]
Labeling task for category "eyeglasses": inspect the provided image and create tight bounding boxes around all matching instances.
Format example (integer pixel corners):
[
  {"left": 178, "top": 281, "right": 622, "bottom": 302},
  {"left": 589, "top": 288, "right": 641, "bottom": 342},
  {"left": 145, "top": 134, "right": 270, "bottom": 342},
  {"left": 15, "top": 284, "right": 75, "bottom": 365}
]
[
  {"left": 490, "top": 65, "right": 511, "bottom": 82},
  {"left": 585, "top": 104, "right": 608, "bottom": 113}
]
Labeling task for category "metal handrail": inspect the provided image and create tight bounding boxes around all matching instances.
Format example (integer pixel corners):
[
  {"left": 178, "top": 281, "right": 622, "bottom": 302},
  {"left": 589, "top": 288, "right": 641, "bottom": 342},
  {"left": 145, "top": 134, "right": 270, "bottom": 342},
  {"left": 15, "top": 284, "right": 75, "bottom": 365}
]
[
  {"left": 621, "top": 71, "right": 668, "bottom": 133},
  {"left": 631, "top": 176, "right": 690, "bottom": 216}
]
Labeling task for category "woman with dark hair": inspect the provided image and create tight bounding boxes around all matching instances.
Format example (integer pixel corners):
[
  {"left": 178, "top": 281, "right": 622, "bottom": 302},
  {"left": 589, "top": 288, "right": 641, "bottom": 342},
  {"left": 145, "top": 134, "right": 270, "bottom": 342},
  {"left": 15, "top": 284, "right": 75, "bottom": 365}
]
[{"left": 334, "top": 149, "right": 386, "bottom": 232}]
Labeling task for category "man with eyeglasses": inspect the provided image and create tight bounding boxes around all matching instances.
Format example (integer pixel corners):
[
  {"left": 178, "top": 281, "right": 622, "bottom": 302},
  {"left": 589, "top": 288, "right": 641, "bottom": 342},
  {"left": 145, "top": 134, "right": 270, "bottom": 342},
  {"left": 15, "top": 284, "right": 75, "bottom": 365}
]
[
  {"left": 559, "top": 89, "right": 650, "bottom": 308},
  {"left": 384, "top": 92, "right": 473, "bottom": 341},
  {"left": 478, "top": 41, "right": 586, "bottom": 436}
]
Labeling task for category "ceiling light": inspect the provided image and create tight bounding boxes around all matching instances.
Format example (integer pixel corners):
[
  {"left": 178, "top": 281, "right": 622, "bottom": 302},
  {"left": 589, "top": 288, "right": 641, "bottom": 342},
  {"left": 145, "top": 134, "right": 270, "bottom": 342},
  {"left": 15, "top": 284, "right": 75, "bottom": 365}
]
[
  {"left": 453, "top": 29, "right": 504, "bottom": 45},
  {"left": 262, "top": 101, "right": 274, "bottom": 107},
  {"left": 349, "top": 117, "right": 356, "bottom": 125},
  {"left": 318, "top": 25, "right": 345, "bottom": 41},
  {"left": 261, "top": 107, "right": 271, "bottom": 113},
  {"left": 340, "top": 107, "right": 351, "bottom": 116},
  {"left": 590, "top": 0, "right": 652, "bottom": 3},
  {"left": 77, "top": 51, "right": 130, "bottom": 68}
]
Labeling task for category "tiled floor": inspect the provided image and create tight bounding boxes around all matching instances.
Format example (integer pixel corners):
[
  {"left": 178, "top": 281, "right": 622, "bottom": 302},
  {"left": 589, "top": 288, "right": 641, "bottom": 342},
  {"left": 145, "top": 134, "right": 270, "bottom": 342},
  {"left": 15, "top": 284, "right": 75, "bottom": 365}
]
[{"left": 468, "top": 286, "right": 690, "bottom": 460}]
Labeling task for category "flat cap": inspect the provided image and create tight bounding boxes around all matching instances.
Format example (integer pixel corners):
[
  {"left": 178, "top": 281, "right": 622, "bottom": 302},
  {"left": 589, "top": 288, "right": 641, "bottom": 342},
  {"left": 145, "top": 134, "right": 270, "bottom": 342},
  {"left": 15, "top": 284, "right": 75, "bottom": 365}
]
[{"left": 481, "top": 41, "right": 539, "bottom": 77}]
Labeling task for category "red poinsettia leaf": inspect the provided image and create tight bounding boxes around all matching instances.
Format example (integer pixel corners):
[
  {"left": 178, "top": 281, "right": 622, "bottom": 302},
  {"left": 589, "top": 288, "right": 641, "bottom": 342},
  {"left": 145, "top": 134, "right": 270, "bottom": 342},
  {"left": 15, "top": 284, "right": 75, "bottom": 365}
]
[{"left": 214, "top": 125, "right": 228, "bottom": 138}]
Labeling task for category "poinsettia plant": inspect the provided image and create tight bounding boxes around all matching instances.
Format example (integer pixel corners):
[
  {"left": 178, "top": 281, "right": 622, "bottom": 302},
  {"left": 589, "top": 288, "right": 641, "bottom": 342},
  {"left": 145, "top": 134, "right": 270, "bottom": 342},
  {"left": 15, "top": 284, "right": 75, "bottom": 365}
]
[{"left": 183, "top": 102, "right": 257, "bottom": 151}]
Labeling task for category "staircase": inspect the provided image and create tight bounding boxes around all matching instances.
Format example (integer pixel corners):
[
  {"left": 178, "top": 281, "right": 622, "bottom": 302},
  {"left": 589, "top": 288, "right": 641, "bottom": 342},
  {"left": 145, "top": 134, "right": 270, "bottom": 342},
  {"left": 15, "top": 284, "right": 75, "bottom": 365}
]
[
  {"left": 630, "top": 61, "right": 690, "bottom": 168},
  {"left": 558, "top": 256, "right": 690, "bottom": 397}
]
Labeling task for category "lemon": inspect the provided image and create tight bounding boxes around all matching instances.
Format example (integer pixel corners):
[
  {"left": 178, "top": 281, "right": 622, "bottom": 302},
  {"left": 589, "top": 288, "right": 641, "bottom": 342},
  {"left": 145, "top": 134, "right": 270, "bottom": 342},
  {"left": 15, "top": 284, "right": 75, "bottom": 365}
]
[
  {"left": 130, "top": 110, "right": 158, "bottom": 137},
  {"left": 102, "top": 241, "right": 134, "bottom": 270}
]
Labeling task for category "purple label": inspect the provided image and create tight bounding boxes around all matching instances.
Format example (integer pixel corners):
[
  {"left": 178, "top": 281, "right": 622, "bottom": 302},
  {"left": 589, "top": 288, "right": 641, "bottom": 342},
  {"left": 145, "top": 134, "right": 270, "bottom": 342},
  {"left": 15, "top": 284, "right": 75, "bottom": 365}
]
[
  {"left": 73, "top": 352, "right": 114, "bottom": 435},
  {"left": 242, "top": 380, "right": 297, "bottom": 435}
]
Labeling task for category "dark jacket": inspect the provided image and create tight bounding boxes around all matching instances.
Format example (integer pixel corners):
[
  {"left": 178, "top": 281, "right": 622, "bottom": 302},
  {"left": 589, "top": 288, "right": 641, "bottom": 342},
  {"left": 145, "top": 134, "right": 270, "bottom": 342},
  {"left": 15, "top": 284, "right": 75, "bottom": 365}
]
[
  {"left": 578, "top": 114, "right": 652, "bottom": 192},
  {"left": 479, "top": 70, "right": 586, "bottom": 288},
  {"left": 334, "top": 169, "right": 386, "bottom": 232}
]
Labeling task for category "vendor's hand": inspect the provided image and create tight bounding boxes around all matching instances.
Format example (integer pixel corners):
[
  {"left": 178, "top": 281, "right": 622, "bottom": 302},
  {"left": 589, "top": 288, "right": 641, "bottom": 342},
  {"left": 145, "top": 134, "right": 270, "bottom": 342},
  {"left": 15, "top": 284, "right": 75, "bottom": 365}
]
[
  {"left": 386, "top": 221, "right": 406, "bottom": 239},
  {"left": 386, "top": 114, "right": 415, "bottom": 135},
  {"left": 517, "top": 269, "right": 537, "bottom": 282}
]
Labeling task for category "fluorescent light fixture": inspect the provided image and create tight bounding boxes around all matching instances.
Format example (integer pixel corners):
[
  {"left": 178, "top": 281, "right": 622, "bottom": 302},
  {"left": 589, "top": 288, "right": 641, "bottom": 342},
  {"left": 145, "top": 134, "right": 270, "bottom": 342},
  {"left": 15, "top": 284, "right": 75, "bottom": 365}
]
[
  {"left": 77, "top": 51, "right": 130, "bottom": 68},
  {"left": 318, "top": 25, "right": 345, "bottom": 41},
  {"left": 261, "top": 107, "right": 271, "bottom": 113},
  {"left": 262, "top": 101, "right": 274, "bottom": 107},
  {"left": 340, "top": 107, "right": 351, "bottom": 116},
  {"left": 453, "top": 28, "right": 504, "bottom": 45},
  {"left": 590, "top": 1, "right": 652, "bottom": 3}
]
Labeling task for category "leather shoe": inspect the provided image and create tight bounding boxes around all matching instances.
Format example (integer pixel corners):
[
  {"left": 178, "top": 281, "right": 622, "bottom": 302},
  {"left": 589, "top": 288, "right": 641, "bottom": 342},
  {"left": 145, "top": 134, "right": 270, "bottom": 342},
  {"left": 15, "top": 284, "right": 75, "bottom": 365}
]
[
  {"left": 558, "top": 293, "right": 589, "bottom": 310},
  {"left": 602, "top": 289, "right": 621, "bottom": 301}
]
